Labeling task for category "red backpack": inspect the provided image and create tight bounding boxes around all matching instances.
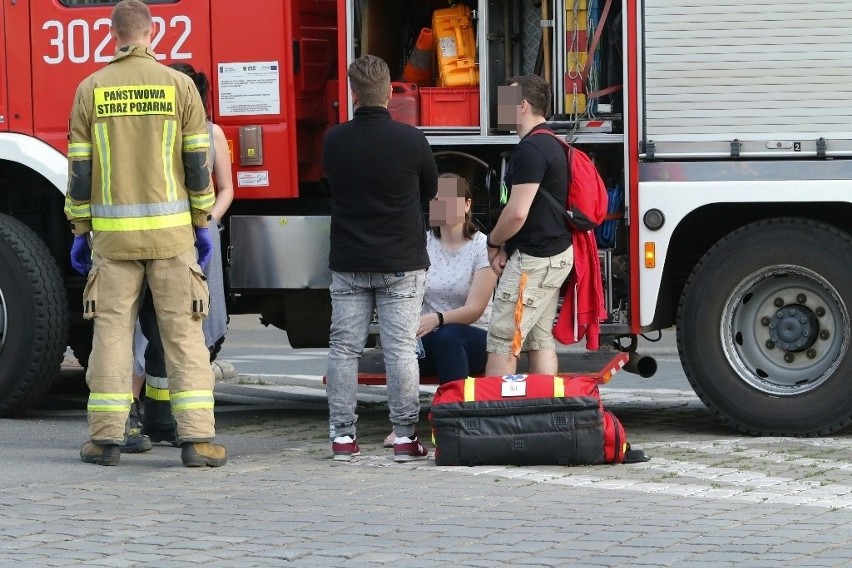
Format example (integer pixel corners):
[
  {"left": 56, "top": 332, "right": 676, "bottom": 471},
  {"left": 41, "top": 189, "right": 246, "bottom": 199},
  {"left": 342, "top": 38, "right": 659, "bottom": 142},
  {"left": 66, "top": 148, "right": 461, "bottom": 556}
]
[{"left": 529, "top": 129, "right": 608, "bottom": 232}]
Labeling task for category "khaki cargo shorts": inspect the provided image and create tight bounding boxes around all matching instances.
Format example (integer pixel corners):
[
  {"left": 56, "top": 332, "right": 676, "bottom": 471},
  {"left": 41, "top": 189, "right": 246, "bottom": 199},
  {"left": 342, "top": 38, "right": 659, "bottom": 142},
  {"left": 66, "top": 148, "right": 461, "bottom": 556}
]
[{"left": 486, "top": 247, "right": 573, "bottom": 355}]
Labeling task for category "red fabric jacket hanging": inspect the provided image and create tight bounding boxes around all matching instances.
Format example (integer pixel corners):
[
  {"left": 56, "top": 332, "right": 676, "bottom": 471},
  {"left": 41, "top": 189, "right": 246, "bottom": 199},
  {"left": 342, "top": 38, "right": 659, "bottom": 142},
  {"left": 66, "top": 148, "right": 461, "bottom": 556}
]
[{"left": 553, "top": 229, "right": 607, "bottom": 349}]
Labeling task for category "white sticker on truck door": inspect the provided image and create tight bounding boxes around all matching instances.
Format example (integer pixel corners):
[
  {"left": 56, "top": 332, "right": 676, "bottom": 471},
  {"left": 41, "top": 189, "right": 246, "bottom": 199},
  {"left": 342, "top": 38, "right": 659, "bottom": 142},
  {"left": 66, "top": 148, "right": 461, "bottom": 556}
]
[
  {"left": 217, "top": 62, "right": 280, "bottom": 116},
  {"left": 237, "top": 171, "right": 270, "bottom": 187}
]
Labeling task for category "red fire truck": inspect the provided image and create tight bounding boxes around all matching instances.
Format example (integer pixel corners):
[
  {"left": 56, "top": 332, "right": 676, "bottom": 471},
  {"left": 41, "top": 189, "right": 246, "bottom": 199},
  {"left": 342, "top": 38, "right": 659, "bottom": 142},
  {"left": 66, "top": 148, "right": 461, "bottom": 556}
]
[{"left": 0, "top": 0, "right": 850, "bottom": 435}]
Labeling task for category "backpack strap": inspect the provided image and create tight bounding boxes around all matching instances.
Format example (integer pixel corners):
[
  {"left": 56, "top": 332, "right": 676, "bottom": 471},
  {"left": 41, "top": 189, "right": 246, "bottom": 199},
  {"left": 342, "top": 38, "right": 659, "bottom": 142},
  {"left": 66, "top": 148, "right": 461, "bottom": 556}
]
[
  {"left": 538, "top": 180, "right": 575, "bottom": 224},
  {"left": 527, "top": 130, "right": 575, "bottom": 224}
]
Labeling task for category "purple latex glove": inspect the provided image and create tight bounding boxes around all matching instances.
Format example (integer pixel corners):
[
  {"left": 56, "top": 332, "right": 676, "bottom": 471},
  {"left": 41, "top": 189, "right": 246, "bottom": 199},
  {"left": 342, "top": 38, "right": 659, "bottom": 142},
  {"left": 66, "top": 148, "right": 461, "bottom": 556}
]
[
  {"left": 194, "top": 226, "right": 213, "bottom": 270},
  {"left": 70, "top": 235, "right": 91, "bottom": 275}
]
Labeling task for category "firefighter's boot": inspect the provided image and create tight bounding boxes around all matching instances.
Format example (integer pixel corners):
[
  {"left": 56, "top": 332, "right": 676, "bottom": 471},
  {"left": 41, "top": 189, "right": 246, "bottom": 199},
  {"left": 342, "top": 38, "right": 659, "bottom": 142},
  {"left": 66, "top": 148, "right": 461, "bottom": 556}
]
[
  {"left": 142, "top": 398, "right": 178, "bottom": 446},
  {"left": 121, "top": 399, "right": 153, "bottom": 453},
  {"left": 181, "top": 442, "right": 228, "bottom": 468},
  {"left": 80, "top": 441, "right": 120, "bottom": 466}
]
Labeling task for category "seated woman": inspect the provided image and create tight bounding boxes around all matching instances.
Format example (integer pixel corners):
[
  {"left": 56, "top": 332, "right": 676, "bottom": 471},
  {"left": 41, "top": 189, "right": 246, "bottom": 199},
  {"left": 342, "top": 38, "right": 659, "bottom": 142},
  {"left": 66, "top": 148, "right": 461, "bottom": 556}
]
[
  {"left": 384, "top": 174, "right": 497, "bottom": 448},
  {"left": 418, "top": 174, "right": 497, "bottom": 382}
]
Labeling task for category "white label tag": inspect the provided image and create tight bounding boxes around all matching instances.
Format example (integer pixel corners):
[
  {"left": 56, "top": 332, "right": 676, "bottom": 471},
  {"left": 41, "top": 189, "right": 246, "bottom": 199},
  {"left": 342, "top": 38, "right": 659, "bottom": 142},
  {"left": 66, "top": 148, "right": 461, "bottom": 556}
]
[
  {"left": 237, "top": 171, "right": 270, "bottom": 187},
  {"left": 501, "top": 381, "right": 526, "bottom": 397}
]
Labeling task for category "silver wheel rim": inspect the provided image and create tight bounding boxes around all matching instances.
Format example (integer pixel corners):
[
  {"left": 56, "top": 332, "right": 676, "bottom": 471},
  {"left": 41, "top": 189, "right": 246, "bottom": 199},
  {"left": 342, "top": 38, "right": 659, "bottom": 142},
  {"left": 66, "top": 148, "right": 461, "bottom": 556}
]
[{"left": 721, "top": 265, "right": 849, "bottom": 396}]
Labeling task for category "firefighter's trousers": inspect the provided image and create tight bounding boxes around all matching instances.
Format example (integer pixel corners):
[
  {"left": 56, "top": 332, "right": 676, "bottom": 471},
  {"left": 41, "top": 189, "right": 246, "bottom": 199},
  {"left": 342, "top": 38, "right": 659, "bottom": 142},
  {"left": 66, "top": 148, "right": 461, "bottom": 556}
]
[{"left": 83, "top": 248, "right": 215, "bottom": 445}]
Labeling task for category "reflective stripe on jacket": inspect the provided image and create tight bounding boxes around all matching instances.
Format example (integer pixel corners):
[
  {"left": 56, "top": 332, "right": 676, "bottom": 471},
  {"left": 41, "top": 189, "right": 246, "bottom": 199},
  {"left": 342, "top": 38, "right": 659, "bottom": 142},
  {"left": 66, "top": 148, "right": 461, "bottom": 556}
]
[{"left": 64, "top": 45, "right": 214, "bottom": 260}]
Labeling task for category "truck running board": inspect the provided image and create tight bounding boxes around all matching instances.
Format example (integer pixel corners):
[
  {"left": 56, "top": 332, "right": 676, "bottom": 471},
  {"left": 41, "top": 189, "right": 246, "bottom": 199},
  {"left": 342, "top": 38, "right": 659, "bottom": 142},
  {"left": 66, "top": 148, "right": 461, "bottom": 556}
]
[{"left": 322, "top": 352, "right": 629, "bottom": 387}]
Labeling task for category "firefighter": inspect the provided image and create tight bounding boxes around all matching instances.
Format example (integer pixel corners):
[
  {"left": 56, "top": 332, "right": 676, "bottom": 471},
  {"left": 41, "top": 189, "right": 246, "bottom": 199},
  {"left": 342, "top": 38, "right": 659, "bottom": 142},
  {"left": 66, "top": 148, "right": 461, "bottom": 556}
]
[{"left": 65, "top": 0, "right": 227, "bottom": 467}]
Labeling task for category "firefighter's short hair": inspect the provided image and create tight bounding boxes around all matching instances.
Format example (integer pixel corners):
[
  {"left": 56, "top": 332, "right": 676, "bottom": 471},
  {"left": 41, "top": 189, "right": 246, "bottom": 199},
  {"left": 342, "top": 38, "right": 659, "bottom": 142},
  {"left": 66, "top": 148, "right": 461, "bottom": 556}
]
[
  {"left": 111, "top": 0, "right": 152, "bottom": 45},
  {"left": 508, "top": 74, "right": 551, "bottom": 118},
  {"left": 348, "top": 55, "right": 391, "bottom": 108}
]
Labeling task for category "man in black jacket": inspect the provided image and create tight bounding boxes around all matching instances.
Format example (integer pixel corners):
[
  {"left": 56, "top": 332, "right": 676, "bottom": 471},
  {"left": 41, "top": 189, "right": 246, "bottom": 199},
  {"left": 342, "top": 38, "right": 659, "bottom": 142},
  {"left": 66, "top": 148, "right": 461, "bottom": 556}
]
[{"left": 322, "top": 55, "right": 438, "bottom": 462}]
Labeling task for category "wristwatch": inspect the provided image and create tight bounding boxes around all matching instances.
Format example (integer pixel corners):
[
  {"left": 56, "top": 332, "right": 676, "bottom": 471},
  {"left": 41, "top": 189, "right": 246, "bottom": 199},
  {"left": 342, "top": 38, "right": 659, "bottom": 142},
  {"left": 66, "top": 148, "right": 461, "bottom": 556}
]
[{"left": 486, "top": 236, "right": 500, "bottom": 249}]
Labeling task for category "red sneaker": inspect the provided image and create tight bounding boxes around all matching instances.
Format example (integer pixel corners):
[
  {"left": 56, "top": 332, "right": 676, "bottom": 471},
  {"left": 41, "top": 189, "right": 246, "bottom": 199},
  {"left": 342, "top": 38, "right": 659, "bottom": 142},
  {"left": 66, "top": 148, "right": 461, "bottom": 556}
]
[
  {"left": 393, "top": 434, "right": 429, "bottom": 462},
  {"left": 332, "top": 436, "right": 360, "bottom": 461}
]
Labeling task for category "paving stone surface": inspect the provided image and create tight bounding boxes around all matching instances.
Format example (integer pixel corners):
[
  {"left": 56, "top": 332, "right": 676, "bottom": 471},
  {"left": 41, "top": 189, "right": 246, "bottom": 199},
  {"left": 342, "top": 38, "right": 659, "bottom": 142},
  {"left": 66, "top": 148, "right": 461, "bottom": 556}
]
[{"left": 0, "top": 360, "right": 849, "bottom": 567}]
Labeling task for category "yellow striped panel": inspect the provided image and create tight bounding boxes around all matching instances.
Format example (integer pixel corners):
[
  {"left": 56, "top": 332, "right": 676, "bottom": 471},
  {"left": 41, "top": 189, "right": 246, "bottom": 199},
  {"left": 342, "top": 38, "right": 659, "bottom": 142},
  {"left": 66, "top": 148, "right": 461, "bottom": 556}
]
[
  {"left": 87, "top": 392, "right": 132, "bottom": 413},
  {"left": 68, "top": 142, "right": 92, "bottom": 158},
  {"left": 190, "top": 192, "right": 215, "bottom": 210},
  {"left": 183, "top": 133, "right": 210, "bottom": 151},
  {"left": 553, "top": 376, "right": 565, "bottom": 398},
  {"left": 145, "top": 384, "right": 171, "bottom": 401},
  {"left": 91, "top": 211, "right": 191, "bottom": 232},
  {"left": 162, "top": 120, "right": 178, "bottom": 201},
  {"left": 94, "top": 123, "right": 112, "bottom": 205},
  {"left": 463, "top": 377, "right": 476, "bottom": 402},
  {"left": 64, "top": 199, "right": 91, "bottom": 218},
  {"left": 171, "top": 390, "right": 215, "bottom": 412}
]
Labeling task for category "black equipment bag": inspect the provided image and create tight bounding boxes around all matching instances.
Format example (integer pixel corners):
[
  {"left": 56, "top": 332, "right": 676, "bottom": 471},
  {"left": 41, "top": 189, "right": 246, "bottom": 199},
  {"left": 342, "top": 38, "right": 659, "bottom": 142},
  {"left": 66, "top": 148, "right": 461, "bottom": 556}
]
[{"left": 429, "top": 374, "right": 629, "bottom": 467}]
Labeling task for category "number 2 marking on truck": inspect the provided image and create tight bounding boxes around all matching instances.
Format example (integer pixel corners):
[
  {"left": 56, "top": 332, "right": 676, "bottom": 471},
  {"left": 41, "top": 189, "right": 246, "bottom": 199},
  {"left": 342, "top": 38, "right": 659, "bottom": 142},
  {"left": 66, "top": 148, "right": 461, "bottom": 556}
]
[{"left": 42, "top": 16, "right": 192, "bottom": 65}]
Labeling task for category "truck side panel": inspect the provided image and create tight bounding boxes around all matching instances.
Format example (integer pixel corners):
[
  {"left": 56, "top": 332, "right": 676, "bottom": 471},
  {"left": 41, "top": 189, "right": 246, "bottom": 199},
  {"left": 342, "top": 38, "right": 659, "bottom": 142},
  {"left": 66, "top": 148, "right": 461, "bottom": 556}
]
[{"left": 641, "top": 0, "right": 852, "bottom": 158}]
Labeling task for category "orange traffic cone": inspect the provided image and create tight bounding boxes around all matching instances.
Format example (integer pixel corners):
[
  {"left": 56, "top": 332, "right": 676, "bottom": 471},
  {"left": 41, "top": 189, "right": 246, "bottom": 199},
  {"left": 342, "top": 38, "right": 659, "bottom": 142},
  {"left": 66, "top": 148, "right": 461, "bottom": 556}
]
[{"left": 401, "top": 28, "right": 434, "bottom": 87}]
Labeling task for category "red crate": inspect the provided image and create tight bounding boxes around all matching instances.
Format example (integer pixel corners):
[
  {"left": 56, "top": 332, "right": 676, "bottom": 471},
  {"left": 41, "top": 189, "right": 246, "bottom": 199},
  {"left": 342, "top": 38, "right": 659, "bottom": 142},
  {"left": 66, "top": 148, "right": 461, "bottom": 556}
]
[{"left": 420, "top": 87, "right": 479, "bottom": 127}]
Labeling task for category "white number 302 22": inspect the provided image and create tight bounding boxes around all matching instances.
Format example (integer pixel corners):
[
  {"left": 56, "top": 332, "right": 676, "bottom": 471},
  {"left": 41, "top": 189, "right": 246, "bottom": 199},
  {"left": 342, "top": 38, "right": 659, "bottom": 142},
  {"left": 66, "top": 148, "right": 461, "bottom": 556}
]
[{"left": 42, "top": 15, "right": 192, "bottom": 65}]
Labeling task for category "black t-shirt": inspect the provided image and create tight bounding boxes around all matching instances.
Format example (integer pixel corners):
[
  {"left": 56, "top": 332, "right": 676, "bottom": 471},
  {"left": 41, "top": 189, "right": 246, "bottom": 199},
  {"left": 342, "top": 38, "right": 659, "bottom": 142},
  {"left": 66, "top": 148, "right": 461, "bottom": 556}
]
[
  {"left": 504, "top": 124, "right": 572, "bottom": 257},
  {"left": 322, "top": 106, "right": 439, "bottom": 272}
]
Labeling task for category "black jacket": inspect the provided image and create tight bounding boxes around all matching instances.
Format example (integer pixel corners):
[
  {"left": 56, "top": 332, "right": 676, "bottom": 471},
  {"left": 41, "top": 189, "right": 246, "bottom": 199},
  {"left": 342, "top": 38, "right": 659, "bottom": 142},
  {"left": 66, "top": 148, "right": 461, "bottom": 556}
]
[{"left": 323, "top": 106, "right": 438, "bottom": 272}]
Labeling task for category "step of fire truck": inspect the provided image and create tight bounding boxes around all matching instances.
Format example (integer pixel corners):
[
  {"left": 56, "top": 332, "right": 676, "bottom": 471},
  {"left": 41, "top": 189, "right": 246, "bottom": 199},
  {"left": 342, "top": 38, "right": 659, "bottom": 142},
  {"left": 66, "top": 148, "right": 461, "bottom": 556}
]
[{"left": 322, "top": 351, "right": 628, "bottom": 386}]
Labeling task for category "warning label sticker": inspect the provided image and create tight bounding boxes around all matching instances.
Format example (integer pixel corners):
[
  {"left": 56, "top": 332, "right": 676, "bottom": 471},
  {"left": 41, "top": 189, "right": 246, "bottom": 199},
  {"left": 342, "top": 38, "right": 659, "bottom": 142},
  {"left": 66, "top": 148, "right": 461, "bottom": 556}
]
[{"left": 94, "top": 85, "right": 176, "bottom": 117}]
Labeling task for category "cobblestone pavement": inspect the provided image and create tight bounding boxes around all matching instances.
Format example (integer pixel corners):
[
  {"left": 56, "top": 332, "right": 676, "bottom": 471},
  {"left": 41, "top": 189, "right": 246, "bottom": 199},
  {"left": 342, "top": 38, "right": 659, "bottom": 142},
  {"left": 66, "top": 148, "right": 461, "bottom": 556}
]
[{"left": 0, "top": 363, "right": 849, "bottom": 567}]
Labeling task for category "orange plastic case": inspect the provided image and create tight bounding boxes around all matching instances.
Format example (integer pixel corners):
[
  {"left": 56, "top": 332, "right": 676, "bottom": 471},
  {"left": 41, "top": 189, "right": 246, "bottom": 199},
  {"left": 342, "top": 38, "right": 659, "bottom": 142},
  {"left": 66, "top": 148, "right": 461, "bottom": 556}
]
[{"left": 432, "top": 5, "right": 479, "bottom": 87}]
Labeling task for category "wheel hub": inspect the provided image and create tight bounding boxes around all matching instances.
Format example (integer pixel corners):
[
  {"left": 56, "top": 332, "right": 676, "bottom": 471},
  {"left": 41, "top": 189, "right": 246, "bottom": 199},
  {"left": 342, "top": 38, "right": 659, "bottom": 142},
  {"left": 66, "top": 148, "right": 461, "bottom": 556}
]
[
  {"left": 724, "top": 267, "right": 848, "bottom": 396},
  {"left": 768, "top": 304, "right": 818, "bottom": 352}
]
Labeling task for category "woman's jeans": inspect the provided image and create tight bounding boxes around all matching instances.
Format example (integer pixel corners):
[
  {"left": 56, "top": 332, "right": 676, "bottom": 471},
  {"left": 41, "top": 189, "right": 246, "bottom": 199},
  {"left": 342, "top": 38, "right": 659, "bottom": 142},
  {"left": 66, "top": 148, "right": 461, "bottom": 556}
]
[
  {"left": 326, "top": 270, "right": 426, "bottom": 440},
  {"left": 419, "top": 323, "right": 487, "bottom": 384}
]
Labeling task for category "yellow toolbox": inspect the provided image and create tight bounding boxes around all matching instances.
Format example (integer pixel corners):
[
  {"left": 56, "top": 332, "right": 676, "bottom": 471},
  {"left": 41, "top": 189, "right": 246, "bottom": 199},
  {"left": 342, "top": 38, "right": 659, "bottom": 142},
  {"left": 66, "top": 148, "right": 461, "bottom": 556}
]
[{"left": 433, "top": 4, "right": 479, "bottom": 87}]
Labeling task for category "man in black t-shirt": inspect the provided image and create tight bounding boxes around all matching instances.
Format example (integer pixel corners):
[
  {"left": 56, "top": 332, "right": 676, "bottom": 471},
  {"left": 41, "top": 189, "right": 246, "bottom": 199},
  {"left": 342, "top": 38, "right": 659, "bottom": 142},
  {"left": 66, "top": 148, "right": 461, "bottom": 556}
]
[{"left": 485, "top": 74, "right": 573, "bottom": 375}]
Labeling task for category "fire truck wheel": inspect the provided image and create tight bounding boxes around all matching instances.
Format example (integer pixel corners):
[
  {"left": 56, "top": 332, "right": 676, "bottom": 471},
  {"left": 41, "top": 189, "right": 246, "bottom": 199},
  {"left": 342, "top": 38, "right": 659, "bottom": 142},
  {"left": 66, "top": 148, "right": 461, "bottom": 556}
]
[
  {"left": 0, "top": 213, "right": 69, "bottom": 417},
  {"left": 677, "top": 217, "right": 852, "bottom": 436}
]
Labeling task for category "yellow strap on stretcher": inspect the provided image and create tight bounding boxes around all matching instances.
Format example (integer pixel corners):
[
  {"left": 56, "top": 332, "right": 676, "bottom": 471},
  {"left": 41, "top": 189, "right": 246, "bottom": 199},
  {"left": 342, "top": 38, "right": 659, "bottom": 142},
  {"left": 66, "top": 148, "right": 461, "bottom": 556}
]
[
  {"left": 553, "top": 376, "right": 565, "bottom": 398},
  {"left": 461, "top": 375, "right": 565, "bottom": 402},
  {"left": 463, "top": 377, "right": 476, "bottom": 402}
]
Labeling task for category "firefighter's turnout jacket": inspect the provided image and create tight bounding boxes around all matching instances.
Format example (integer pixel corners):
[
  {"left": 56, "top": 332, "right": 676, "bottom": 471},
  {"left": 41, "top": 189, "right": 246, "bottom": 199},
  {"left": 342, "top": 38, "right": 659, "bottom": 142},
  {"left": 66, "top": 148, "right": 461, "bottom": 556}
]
[{"left": 64, "top": 45, "right": 214, "bottom": 259}]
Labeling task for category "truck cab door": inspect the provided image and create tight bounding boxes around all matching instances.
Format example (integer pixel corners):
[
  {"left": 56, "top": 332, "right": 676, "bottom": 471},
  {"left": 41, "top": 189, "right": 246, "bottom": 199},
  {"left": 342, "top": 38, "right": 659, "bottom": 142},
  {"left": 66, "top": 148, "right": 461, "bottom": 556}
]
[
  {"left": 28, "top": 0, "right": 211, "bottom": 154},
  {"left": 210, "top": 0, "right": 299, "bottom": 198}
]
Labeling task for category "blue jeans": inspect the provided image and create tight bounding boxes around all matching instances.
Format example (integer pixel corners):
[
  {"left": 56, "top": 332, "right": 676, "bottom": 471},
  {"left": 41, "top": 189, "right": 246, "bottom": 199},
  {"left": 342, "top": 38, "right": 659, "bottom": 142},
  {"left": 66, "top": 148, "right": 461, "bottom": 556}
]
[
  {"left": 326, "top": 270, "right": 426, "bottom": 439},
  {"left": 419, "top": 324, "right": 487, "bottom": 384}
]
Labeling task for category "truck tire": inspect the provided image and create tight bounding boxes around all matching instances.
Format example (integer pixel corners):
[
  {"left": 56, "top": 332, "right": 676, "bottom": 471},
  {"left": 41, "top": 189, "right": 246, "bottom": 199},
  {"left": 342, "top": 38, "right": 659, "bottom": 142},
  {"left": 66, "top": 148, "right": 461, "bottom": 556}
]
[
  {"left": 677, "top": 218, "right": 852, "bottom": 436},
  {"left": 0, "top": 213, "right": 68, "bottom": 416}
]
